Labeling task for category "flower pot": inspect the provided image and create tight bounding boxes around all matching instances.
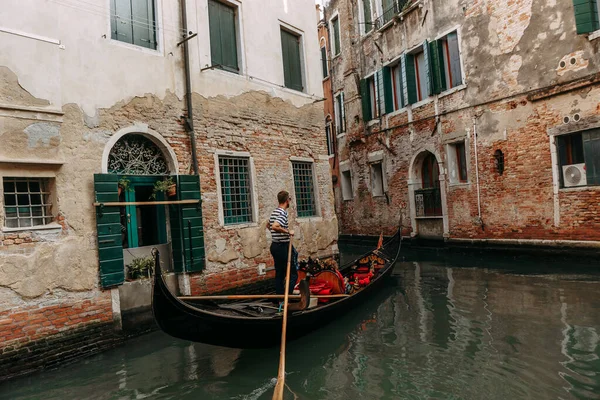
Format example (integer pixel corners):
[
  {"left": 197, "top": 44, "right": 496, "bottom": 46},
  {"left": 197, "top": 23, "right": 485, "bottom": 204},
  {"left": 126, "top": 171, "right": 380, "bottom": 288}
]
[{"left": 167, "top": 183, "right": 176, "bottom": 198}]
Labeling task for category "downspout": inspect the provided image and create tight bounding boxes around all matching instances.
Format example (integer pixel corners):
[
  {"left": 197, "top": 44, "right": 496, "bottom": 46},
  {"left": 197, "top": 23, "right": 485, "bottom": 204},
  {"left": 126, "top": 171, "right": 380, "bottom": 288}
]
[
  {"left": 181, "top": 0, "right": 199, "bottom": 176},
  {"left": 472, "top": 118, "right": 483, "bottom": 230}
]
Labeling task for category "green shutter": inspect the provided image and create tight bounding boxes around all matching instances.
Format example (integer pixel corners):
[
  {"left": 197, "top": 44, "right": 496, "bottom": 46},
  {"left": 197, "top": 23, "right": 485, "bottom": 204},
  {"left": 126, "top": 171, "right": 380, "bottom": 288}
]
[
  {"left": 112, "top": 0, "right": 133, "bottom": 44},
  {"left": 447, "top": 32, "right": 462, "bottom": 87},
  {"left": 170, "top": 175, "right": 205, "bottom": 273},
  {"left": 94, "top": 174, "right": 125, "bottom": 288},
  {"left": 340, "top": 92, "right": 346, "bottom": 132},
  {"left": 583, "top": 130, "right": 600, "bottom": 185},
  {"left": 423, "top": 40, "right": 433, "bottom": 97},
  {"left": 321, "top": 46, "right": 328, "bottom": 78},
  {"left": 429, "top": 40, "right": 445, "bottom": 94},
  {"left": 382, "top": 66, "right": 394, "bottom": 114},
  {"left": 363, "top": 0, "right": 372, "bottom": 32},
  {"left": 132, "top": 0, "right": 156, "bottom": 49},
  {"left": 405, "top": 54, "right": 418, "bottom": 104},
  {"left": 333, "top": 18, "right": 341, "bottom": 55},
  {"left": 281, "top": 29, "right": 303, "bottom": 91},
  {"left": 360, "top": 79, "right": 371, "bottom": 123},
  {"left": 573, "top": 0, "right": 600, "bottom": 34},
  {"left": 209, "top": 0, "right": 238, "bottom": 72}
]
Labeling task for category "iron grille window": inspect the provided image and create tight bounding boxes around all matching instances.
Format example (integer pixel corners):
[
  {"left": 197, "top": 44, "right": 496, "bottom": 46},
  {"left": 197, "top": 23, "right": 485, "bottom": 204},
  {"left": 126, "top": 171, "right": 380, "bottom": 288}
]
[
  {"left": 218, "top": 157, "right": 253, "bottom": 225},
  {"left": 292, "top": 162, "right": 317, "bottom": 217},
  {"left": 3, "top": 178, "right": 53, "bottom": 228}
]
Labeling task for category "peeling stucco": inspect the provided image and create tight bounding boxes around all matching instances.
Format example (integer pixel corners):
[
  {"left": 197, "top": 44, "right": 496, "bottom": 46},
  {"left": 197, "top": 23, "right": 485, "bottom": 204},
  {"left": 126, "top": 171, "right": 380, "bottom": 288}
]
[{"left": 24, "top": 122, "right": 60, "bottom": 148}]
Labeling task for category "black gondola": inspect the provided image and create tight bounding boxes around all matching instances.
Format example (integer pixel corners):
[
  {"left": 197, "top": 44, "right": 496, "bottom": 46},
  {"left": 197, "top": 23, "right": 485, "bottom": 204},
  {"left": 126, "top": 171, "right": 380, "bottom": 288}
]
[{"left": 151, "top": 229, "right": 402, "bottom": 349}]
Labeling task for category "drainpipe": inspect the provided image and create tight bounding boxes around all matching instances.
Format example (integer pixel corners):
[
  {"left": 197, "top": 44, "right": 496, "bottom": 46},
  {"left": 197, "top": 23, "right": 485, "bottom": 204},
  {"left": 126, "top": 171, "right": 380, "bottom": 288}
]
[
  {"left": 472, "top": 118, "right": 483, "bottom": 230},
  {"left": 181, "top": 0, "right": 199, "bottom": 176}
]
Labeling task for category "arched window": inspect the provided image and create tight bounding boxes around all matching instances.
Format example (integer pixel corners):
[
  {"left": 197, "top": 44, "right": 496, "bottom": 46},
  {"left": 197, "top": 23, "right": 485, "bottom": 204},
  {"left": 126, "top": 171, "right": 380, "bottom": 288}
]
[
  {"left": 421, "top": 153, "right": 440, "bottom": 189},
  {"left": 108, "top": 134, "right": 169, "bottom": 175}
]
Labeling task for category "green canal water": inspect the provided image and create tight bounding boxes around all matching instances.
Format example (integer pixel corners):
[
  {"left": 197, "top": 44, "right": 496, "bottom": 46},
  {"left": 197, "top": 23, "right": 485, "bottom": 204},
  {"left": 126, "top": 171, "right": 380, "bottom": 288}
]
[{"left": 1, "top": 246, "right": 600, "bottom": 400}]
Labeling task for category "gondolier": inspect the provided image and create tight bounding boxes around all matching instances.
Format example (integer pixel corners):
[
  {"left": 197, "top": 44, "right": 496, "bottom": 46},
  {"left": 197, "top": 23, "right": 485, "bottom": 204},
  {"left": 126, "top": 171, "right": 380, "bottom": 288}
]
[{"left": 268, "top": 190, "right": 298, "bottom": 295}]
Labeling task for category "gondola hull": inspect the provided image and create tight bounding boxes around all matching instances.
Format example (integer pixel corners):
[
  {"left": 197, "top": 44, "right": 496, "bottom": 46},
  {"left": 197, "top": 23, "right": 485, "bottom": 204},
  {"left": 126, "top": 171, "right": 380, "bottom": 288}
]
[{"left": 152, "top": 231, "right": 401, "bottom": 348}]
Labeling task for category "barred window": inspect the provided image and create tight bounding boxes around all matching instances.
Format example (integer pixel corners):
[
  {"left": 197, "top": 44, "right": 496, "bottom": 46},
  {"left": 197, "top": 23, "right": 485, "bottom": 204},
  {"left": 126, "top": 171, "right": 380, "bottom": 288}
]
[
  {"left": 218, "top": 156, "right": 253, "bottom": 225},
  {"left": 3, "top": 178, "right": 53, "bottom": 228},
  {"left": 292, "top": 161, "right": 317, "bottom": 217}
]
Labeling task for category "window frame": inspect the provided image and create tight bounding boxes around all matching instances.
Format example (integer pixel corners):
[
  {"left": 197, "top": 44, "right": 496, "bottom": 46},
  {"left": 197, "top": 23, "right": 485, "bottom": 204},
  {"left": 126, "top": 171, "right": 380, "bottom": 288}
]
[
  {"left": 280, "top": 24, "right": 306, "bottom": 93},
  {"left": 325, "top": 116, "right": 335, "bottom": 156},
  {"left": 2, "top": 177, "right": 55, "bottom": 230},
  {"left": 446, "top": 140, "right": 469, "bottom": 185},
  {"left": 214, "top": 150, "right": 259, "bottom": 228},
  {"left": 390, "top": 61, "right": 404, "bottom": 111},
  {"left": 335, "top": 91, "right": 346, "bottom": 135},
  {"left": 330, "top": 14, "right": 341, "bottom": 57},
  {"left": 207, "top": 0, "right": 243, "bottom": 74},
  {"left": 433, "top": 27, "right": 466, "bottom": 93},
  {"left": 290, "top": 158, "right": 319, "bottom": 219},
  {"left": 108, "top": 0, "right": 161, "bottom": 52},
  {"left": 366, "top": 73, "right": 381, "bottom": 120},
  {"left": 320, "top": 41, "right": 329, "bottom": 79},
  {"left": 339, "top": 161, "right": 354, "bottom": 201},
  {"left": 555, "top": 130, "right": 600, "bottom": 188},
  {"left": 359, "top": 0, "right": 374, "bottom": 35},
  {"left": 368, "top": 151, "right": 387, "bottom": 197}
]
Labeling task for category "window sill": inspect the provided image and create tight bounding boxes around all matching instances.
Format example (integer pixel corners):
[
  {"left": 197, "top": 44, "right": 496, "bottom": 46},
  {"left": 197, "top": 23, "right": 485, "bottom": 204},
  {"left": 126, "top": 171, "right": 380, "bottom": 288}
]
[
  {"left": 438, "top": 84, "right": 467, "bottom": 99},
  {"left": 342, "top": 197, "right": 354, "bottom": 202},
  {"left": 2, "top": 222, "right": 62, "bottom": 233},
  {"left": 108, "top": 39, "right": 162, "bottom": 56},
  {"left": 377, "top": 19, "right": 395, "bottom": 33},
  {"left": 415, "top": 216, "right": 444, "bottom": 220},
  {"left": 367, "top": 119, "right": 380, "bottom": 127},
  {"left": 410, "top": 98, "right": 434, "bottom": 109},
  {"left": 297, "top": 216, "right": 322, "bottom": 223},
  {"left": 589, "top": 30, "right": 600, "bottom": 41},
  {"left": 336, "top": 132, "right": 347, "bottom": 139},
  {"left": 385, "top": 107, "right": 408, "bottom": 119},
  {"left": 222, "top": 222, "right": 258, "bottom": 230},
  {"left": 328, "top": 154, "right": 335, "bottom": 159},
  {"left": 448, "top": 181, "right": 470, "bottom": 188},
  {"left": 559, "top": 185, "right": 600, "bottom": 193}
]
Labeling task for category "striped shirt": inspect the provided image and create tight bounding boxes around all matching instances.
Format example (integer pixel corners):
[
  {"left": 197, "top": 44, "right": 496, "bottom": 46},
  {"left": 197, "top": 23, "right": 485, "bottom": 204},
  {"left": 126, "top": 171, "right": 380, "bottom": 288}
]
[{"left": 269, "top": 207, "right": 289, "bottom": 243}]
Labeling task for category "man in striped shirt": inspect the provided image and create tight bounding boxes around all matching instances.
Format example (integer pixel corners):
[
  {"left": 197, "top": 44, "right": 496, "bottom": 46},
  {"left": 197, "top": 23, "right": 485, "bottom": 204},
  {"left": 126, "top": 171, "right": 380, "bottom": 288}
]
[{"left": 268, "top": 190, "right": 298, "bottom": 295}]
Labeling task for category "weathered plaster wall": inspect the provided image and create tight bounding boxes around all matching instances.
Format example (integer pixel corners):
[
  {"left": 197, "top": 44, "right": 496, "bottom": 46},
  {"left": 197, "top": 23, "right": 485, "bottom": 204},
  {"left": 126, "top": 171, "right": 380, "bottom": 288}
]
[{"left": 327, "top": 0, "right": 600, "bottom": 241}]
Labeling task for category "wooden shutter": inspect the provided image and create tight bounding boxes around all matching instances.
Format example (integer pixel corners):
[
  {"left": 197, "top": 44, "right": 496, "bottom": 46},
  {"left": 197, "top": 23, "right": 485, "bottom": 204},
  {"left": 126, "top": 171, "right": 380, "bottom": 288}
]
[
  {"left": 404, "top": 54, "right": 418, "bottom": 104},
  {"left": 170, "top": 175, "right": 205, "bottom": 273},
  {"left": 209, "top": 0, "right": 223, "bottom": 67},
  {"left": 333, "top": 18, "right": 341, "bottom": 55},
  {"left": 321, "top": 46, "right": 328, "bottom": 78},
  {"left": 423, "top": 40, "right": 433, "bottom": 97},
  {"left": 132, "top": 0, "right": 156, "bottom": 49},
  {"left": 281, "top": 30, "right": 303, "bottom": 91},
  {"left": 429, "top": 40, "right": 445, "bottom": 94},
  {"left": 209, "top": 0, "right": 238, "bottom": 72},
  {"left": 94, "top": 174, "right": 125, "bottom": 288},
  {"left": 447, "top": 32, "right": 462, "bottom": 87},
  {"left": 362, "top": 0, "right": 372, "bottom": 32},
  {"left": 340, "top": 92, "right": 346, "bottom": 132},
  {"left": 360, "top": 79, "right": 372, "bottom": 123},
  {"left": 112, "top": 0, "right": 134, "bottom": 44},
  {"left": 573, "top": 0, "right": 600, "bottom": 34},
  {"left": 382, "top": 66, "right": 394, "bottom": 114},
  {"left": 583, "top": 130, "right": 600, "bottom": 185},
  {"left": 376, "top": 70, "right": 385, "bottom": 116}
]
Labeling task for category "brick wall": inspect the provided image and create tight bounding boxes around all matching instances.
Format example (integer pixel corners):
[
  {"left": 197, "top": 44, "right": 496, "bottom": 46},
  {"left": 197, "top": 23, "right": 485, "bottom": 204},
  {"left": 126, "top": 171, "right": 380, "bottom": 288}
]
[{"left": 0, "top": 292, "right": 117, "bottom": 381}]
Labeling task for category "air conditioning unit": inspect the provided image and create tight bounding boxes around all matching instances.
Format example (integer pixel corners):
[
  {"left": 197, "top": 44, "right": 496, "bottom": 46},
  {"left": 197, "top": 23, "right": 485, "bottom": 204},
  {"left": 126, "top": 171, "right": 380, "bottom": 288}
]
[{"left": 562, "top": 163, "right": 587, "bottom": 187}]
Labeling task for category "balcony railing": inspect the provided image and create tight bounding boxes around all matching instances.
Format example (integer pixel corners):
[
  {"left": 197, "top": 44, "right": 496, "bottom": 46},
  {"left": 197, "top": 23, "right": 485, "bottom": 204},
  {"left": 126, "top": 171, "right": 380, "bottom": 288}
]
[
  {"left": 377, "top": 0, "right": 412, "bottom": 27},
  {"left": 415, "top": 187, "right": 442, "bottom": 217}
]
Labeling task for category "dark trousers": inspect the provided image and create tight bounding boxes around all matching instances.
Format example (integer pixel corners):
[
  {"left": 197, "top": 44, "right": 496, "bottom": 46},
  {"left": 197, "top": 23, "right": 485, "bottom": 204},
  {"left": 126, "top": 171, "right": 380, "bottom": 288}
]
[{"left": 270, "top": 241, "right": 298, "bottom": 295}]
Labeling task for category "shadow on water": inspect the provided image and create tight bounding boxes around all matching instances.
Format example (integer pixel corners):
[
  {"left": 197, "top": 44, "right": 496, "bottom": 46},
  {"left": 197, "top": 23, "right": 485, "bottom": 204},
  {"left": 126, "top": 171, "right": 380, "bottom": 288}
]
[{"left": 1, "top": 245, "right": 600, "bottom": 400}]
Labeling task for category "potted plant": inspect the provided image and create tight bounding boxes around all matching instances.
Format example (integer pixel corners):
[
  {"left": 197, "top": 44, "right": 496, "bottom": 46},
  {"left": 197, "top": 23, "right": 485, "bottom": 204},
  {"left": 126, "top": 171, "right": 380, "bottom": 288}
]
[
  {"left": 126, "top": 256, "right": 154, "bottom": 280},
  {"left": 151, "top": 177, "right": 176, "bottom": 199},
  {"left": 118, "top": 176, "right": 132, "bottom": 196}
]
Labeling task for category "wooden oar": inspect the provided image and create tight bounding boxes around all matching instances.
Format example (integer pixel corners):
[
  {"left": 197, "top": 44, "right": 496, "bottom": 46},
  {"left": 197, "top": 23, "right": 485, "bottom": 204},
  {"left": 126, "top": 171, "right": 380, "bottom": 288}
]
[
  {"left": 272, "top": 239, "right": 294, "bottom": 400},
  {"left": 179, "top": 294, "right": 349, "bottom": 301}
]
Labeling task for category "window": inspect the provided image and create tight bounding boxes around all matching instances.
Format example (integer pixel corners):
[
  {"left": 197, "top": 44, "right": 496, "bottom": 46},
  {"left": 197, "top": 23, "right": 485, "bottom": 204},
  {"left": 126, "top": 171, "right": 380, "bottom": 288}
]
[
  {"left": 448, "top": 141, "right": 468, "bottom": 184},
  {"left": 361, "top": 0, "right": 373, "bottom": 34},
  {"left": 218, "top": 156, "right": 253, "bottom": 225},
  {"left": 3, "top": 177, "right": 53, "bottom": 228},
  {"left": 208, "top": 0, "right": 239, "bottom": 73},
  {"left": 325, "top": 117, "right": 335, "bottom": 156},
  {"left": 110, "top": 0, "right": 157, "bottom": 50},
  {"left": 381, "top": 0, "right": 400, "bottom": 25},
  {"left": 371, "top": 162, "right": 385, "bottom": 197},
  {"left": 321, "top": 45, "right": 328, "bottom": 79},
  {"left": 361, "top": 72, "right": 384, "bottom": 121},
  {"left": 341, "top": 170, "right": 353, "bottom": 200},
  {"left": 335, "top": 92, "right": 346, "bottom": 134},
  {"left": 573, "top": 0, "right": 600, "bottom": 34},
  {"left": 331, "top": 16, "right": 341, "bottom": 56},
  {"left": 292, "top": 161, "right": 317, "bottom": 217},
  {"left": 557, "top": 129, "right": 600, "bottom": 187},
  {"left": 391, "top": 63, "right": 404, "bottom": 110},
  {"left": 281, "top": 28, "right": 304, "bottom": 91},
  {"left": 439, "top": 32, "right": 463, "bottom": 89}
]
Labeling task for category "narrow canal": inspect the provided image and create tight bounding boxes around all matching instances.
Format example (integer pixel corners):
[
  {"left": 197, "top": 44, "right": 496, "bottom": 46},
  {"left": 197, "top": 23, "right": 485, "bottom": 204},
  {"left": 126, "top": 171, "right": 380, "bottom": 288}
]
[{"left": 1, "top": 245, "right": 599, "bottom": 400}]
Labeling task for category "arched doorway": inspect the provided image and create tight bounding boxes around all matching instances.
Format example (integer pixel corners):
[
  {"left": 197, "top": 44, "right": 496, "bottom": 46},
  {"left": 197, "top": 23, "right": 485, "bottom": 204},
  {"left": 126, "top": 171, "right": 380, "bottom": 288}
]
[{"left": 408, "top": 150, "right": 447, "bottom": 239}]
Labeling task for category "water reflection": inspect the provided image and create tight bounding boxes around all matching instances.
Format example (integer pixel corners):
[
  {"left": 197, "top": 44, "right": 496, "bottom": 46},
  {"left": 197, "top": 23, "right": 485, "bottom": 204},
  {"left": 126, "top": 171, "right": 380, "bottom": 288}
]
[{"left": 1, "top": 254, "right": 599, "bottom": 400}]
